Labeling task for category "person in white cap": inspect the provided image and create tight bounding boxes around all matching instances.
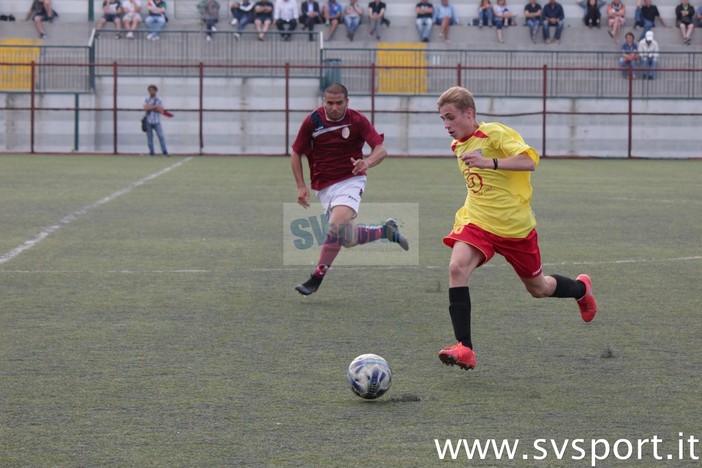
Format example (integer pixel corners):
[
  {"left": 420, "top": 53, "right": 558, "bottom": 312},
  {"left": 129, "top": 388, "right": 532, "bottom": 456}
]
[{"left": 638, "top": 29, "right": 660, "bottom": 79}]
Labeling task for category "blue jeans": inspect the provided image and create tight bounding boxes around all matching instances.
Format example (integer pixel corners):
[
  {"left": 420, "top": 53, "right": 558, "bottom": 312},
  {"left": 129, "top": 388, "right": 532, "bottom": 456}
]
[
  {"left": 145, "top": 15, "right": 166, "bottom": 35},
  {"left": 639, "top": 19, "right": 654, "bottom": 40},
  {"left": 345, "top": 16, "right": 361, "bottom": 35},
  {"left": 619, "top": 57, "right": 638, "bottom": 77},
  {"left": 640, "top": 56, "right": 657, "bottom": 79},
  {"left": 542, "top": 19, "right": 564, "bottom": 40},
  {"left": 415, "top": 17, "right": 432, "bottom": 40},
  {"left": 146, "top": 122, "right": 168, "bottom": 155},
  {"left": 478, "top": 8, "right": 493, "bottom": 26},
  {"left": 526, "top": 18, "right": 540, "bottom": 37}
]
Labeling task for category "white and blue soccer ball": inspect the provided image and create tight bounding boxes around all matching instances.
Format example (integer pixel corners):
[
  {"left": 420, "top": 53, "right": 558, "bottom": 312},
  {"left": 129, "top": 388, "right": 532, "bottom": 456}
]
[{"left": 347, "top": 353, "right": 392, "bottom": 399}]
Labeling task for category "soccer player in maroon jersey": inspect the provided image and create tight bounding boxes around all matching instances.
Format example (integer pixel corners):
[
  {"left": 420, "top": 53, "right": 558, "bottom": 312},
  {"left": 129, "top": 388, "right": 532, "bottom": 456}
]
[{"left": 290, "top": 83, "right": 409, "bottom": 295}]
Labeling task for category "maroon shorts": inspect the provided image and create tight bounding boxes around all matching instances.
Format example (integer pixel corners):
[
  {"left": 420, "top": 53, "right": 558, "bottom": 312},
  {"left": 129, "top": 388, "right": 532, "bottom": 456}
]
[{"left": 443, "top": 224, "right": 543, "bottom": 279}]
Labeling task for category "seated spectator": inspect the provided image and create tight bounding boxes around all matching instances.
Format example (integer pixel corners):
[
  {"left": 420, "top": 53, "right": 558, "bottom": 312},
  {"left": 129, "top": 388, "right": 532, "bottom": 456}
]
[
  {"left": 638, "top": 0, "right": 668, "bottom": 41},
  {"left": 299, "top": 0, "right": 322, "bottom": 40},
  {"left": 477, "top": 0, "right": 493, "bottom": 28},
  {"left": 26, "top": 0, "right": 57, "bottom": 39},
  {"left": 322, "top": 0, "right": 342, "bottom": 40},
  {"left": 433, "top": 0, "right": 458, "bottom": 42},
  {"left": 675, "top": 0, "right": 695, "bottom": 44},
  {"left": 491, "top": 0, "right": 512, "bottom": 43},
  {"left": 634, "top": 0, "right": 643, "bottom": 27},
  {"left": 230, "top": 0, "right": 255, "bottom": 39},
  {"left": 95, "top": 0, "right": 123, "bottom": 38},
  {"left": 198, "top": 0, "right": 221, "bottom": 41},
  {"left": 121, "top": 0, "right": 142, "bottom": 39},
  {"left": 344, "top": 0, "right": 364, "bottom": 41},
  {"left": 145, "top": 0, "right": 167, "bottom": 40},
  {"left": 619, "top": 31, "right": 639, "bottom": 77},
  {"left": 275, "top": 0, "right": 298, "bottom": 40},
  {"left": 607, "top": 0, "right": 626, "bottom": 44},
  {"left": 523, "top": 0, "right": 541, "bottom": 42},
  {"left": 637, "top": 30, "right": 659, "bottom": 79},
  {"left": 696, "top": 4, "right": 702, "bottom": 26},
  {"left": 415, "top": 0, "right": 434, "bottom": 42},
  {"left": 542, "top": 0, "right": 564, "bottom": 44},
  {"left": 254, "top": 0, "right": 274, "bottom": 41},
  {"left": 368, "top": 0, "right": 387, "bottom": 41},
  {"left": 577, "top": 0, "right": 605, "bottom": 28}
]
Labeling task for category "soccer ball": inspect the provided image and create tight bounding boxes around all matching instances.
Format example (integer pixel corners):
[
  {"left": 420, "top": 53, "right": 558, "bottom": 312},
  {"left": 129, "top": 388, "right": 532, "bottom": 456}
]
[{"left": 347, "top": 353, "right": 392, "bottom": 399}]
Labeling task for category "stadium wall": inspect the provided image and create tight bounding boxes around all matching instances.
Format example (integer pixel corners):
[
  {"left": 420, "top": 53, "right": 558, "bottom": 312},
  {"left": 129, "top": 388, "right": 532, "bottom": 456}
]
[{"left": 0, "top": 77, "right": 699, "bottom": 158}]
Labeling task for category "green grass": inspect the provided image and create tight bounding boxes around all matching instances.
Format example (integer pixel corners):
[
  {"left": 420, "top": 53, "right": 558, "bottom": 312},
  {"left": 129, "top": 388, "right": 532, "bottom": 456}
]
[{"left": 1, "top": 155, "right": 701, "bottom": 467}]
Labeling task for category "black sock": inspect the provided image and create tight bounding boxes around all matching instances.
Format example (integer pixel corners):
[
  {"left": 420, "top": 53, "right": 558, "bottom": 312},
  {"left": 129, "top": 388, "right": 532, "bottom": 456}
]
[
  {"left": 551, "top": 274, "right": 586, "bottom": 299},
  {"left": 448, "top": 286, "right": 472, "bottom": 349}
]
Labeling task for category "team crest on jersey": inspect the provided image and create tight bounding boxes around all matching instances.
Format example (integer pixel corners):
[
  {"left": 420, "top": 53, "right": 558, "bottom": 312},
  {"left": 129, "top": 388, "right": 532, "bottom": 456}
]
[{"left": 341, "top": 127, "right": 350, "bottom": 139}]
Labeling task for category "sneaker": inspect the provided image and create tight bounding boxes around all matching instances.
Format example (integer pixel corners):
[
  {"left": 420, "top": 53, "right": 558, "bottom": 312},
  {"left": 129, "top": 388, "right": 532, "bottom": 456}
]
[
  {"left": 39, "top": 32, "right": 46, "bottom": 39},
  {"left": 116, "top": 33, "right": 122, "bottom": 39},
  {"left": 383, "top": 218, "right": 409, "bottom": 251},
  {"left": 234, "top": 32, "right": 240, "bottom": 40},
  {"left": 439, "top": 343, "right": 476, "bottom": 370},
  {"left": 206, "top": 35, "right": 212, "bottom": 41},
  {"left": 576, "top": 274, "right": 597, "bottom": 322},
  {"left": 153, "top": 35, "right": 160, "bottom": 41},
  {"left": 231, "top": 18, "right": 238, "bottom": 26},
  {"left": 126, "top": 31, "right": 134, "bottom": 38},
  {"left": 211, "top": 26, "right": 217, "bottom": 32},
  {"left": 295, "top": 274, "right": 323, "bottom": 296},
  {"left": 146, "top": 33, "right": 154, "bottom": 40}
]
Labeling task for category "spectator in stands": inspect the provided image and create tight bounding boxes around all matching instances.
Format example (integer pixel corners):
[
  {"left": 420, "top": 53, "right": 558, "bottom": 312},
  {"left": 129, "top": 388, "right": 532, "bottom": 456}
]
[
  {"left": 322, "top": 0, "right": 342, "bottom": 40},
  {"left": 638, "top": 0, "right": 668, "bottom": 41},
  {"left": 542, "top": 0, "right": 565, "bottom": 44},
  {"left": 145, "top": 0, "right": 167, "bottom": 40},
  {"left": 581, "top": 0, "right": 603, "bottom": 27},
  {"left": 524, "top": 0, "right": 542, "bottom": 41},
  {"left": 491, "top": 0, "right": 512, "bottom": 43},
  {"left": 696, "top": 4, "right": 702, "bottom": 26},
  {"left": 368, "top": 0, "right": 388, "bottom": 41},
  {"left": 477, "top": 0, "right": 494, "bottom": 28},
  {"left": 607, "top": 0, "right": 626, "bottom": 44},
  {"left": 433, "top": 0, "right": 458, "bottom": 42},
  {"left": 675, "top": 0, "right": 695, "bottom": 44},
  {"left": 638, "top": 29, "right": 659, "bottom": 79},
  {"left": 299, "top": 0, "right": 322, "bottom": 41},
  {"left": 26, "top": 0, "right": 57, "bottom": 39},
  {"left": 619, "top": 31, "right": 639, "bottom": 77},
  {"left": 121, "top": 0, "right": 142, "bottom": 39},
  {"left": 95, "top": 0, "right": 123, "bottom": 39},
  {"left": 415, "top": 0, "right": 434, "bottom": 42},
  {"left": 143, "top": 84, "right": 169, "bottom": 157},
  {"left": 275, "top": 0, "right": 299, "bottom": 40},
  {"left": 198, "top": 0, "right": 221, "bottom": 41},
  {"left": 344, "top": 0, "right": 364, "bottom": 41},
  {"left": 254, "top": 0, "right": 274, "bottom": 41},
  {"left": 230, "top": 0, "right": 255, "bottom": 39}
]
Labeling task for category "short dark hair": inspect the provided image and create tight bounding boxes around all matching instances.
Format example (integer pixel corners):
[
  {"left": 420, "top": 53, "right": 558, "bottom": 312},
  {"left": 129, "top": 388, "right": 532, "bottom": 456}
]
[
  {"left": 148, "top": 84, "right": 158, "bottom": 92},
  {"left": 324, "top": 83, "right": 348, "bottom": 99}
]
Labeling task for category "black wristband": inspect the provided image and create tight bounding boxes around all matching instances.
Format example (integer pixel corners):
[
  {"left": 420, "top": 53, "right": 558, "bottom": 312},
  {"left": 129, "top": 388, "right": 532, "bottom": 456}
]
[{"left": 493, "top": 158, "right": 498, "bottom": 170}]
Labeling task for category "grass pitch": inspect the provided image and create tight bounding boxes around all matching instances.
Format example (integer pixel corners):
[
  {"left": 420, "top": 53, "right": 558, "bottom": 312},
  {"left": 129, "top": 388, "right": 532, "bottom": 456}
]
[{"left": 0, "top": 155, "right": 700, "bottom": 466}]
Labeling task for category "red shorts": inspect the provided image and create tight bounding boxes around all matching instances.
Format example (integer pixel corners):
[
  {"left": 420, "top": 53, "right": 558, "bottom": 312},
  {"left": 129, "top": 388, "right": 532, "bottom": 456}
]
[{"left": 443, "top": 224, "right": 543, "bottom": 279}]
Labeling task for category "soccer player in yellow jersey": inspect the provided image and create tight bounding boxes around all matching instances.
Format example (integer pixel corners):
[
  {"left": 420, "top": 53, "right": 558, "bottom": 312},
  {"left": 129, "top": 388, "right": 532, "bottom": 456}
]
[{"left": 436, "top": 86, "right": 598, "bottom": 370}]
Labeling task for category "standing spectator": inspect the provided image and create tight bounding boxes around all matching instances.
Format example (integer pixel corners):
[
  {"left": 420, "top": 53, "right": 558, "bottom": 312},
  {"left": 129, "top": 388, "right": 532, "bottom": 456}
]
[
  {"left": 607, "top": 0, "right": 626, "bottom": 44},
  {"left": 542, "top": 0, "right": 565, "bottom": 44},
  {"left": 415, "top": 0, "right": 434, "bottom": 42},
  {"left": 638, "top": 30, "right": 659, "bottom": 79},
  {"left": 299, "top": 0, "right": 322, "bottom": 40},
  {"left": 26, "top": 0, "right": 57, "bottom": 39},
  {"left": 143, "top": 84, "right": 169, "bottom": 157},
  {"left": 638, "top": 0, "right": 668, "bottom": 41},
  {"left": 344, "top": 0, "right": 364, "bottom": 41},
  {"left": 491, "top": 0, "right": 512, "bottom": 43},
  {"left": 254, "top": 0, "right": 274, "bottom": 41},
  {"left": 580, "top": 0, "right": 603, "bottom": 27},
  {"left": 121, "top": 0, "right": 142, "bottom": 39},
  {"left": 619, "top": 31, "right": 639, "bottom": 77},
  {"left": 477, "top": 0, "right": 494, "bottom": 28},
  {"left": 275, "top": 0, "right": 299, "bottom": 41},
  {"left": 95, "top": 0, "right": 123, "bottom": 39},
  {"left": 291, "top": 83, "right": 409, "bottom": 296},
  {"left": 322, "top": 0, "right": 342, "bottom": 40},
  {"left": 435, "top": 86, "right": 597, "bottom": 371},
  {"left": 524, "top": 0, "right": 542, "bottom": 42},
  {"left": 675, "top": 0, "right": 695, "bottom": 44},
  {"left": 368, "top": 0, "right": 387, "bottom": 40},
  {"left": 230, "top": 0, "right": 255, "bottom": 39},
  {"left": 433, "top": 0, "right": 458, "bottom": 42},
  {"left": 198, "top": 0, "right": 220, "bottom": 41},
  {"left": 145, "top": 0, "right": 167, "bottom": 40}
]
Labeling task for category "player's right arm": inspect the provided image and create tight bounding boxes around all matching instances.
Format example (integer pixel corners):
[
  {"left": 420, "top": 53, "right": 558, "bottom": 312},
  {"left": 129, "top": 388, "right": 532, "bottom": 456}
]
[{"left": 291, "top": 150, "right": 310, "bottom": 208}]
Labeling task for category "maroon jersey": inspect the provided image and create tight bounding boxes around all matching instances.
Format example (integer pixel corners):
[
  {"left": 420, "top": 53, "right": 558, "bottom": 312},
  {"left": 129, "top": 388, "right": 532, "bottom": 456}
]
[{"left": 292, "top": 106, "right": 384, "bottom": 190}]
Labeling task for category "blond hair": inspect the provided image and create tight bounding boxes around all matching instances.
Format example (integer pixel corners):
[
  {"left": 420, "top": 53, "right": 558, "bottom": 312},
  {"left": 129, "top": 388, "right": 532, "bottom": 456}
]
[{"left": 437, "top": 86, "right": 476, "bottom": 113}]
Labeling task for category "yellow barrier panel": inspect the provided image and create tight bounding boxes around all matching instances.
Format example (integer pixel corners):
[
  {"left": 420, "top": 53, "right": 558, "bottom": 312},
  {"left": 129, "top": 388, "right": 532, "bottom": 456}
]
[
  {"left": 376, "top": 42, "right": 427, "bottom": 94},
  {"left": 0, "top": 39, "right": 41, "bottom": 91}
]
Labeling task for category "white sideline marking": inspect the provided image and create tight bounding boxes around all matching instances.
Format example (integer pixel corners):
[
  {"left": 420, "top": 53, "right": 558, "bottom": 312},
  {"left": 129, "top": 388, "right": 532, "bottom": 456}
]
[{"left": 0, "top": 158, "right": 193, "bottom": 265}]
